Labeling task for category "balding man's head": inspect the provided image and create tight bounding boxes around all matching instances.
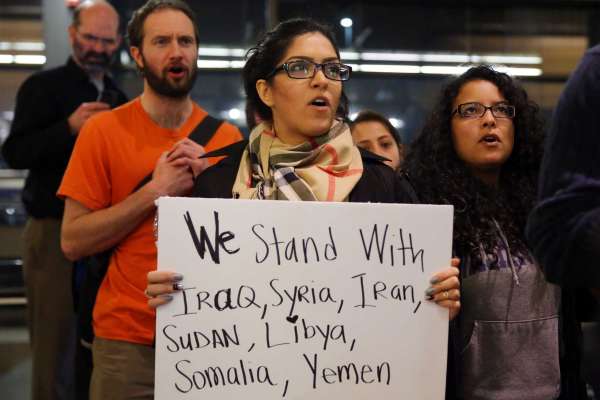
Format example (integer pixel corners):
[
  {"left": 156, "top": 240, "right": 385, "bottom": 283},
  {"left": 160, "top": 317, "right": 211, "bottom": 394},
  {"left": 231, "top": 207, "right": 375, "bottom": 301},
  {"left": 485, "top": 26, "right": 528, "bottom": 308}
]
[
  {"left": 72, "top": 0, "right": 119, "bottom": 29},
  {"left": 68, "top": 0, "right": 121, "bottom": 76}
]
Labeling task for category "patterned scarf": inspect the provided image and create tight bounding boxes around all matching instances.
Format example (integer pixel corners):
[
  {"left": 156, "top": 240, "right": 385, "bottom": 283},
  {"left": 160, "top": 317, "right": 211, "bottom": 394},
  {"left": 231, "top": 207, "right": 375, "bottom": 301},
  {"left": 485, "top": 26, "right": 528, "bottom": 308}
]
[{"left": 232, "top": 119, "right": 363, "bottom": 201}]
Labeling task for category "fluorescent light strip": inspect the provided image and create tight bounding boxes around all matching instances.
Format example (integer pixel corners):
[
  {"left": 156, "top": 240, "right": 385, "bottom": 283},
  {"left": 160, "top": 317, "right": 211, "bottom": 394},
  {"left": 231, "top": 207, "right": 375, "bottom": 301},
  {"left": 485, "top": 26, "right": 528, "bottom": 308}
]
[
  {"left": 471, "top": 55, "right": 543, "bottom": 64},
  {"left": 14, "top": 55, "right": 46, "bottom": 65},
  {"left": 494, "top": 66, "right": 543, "bottom": 77},
  {"left": 354, "top": 63, "right": 541, "bottom": 77},
  {"left": 230, "top": 60, "right": 246, "bottom": 69},
  {"left": 13, "top": 42, "right": 46, "bottom": 51},
  {"left": 422, "top": 54, "right": 470, "bottom": 63},
  {"left": 420, "top": 65, "right": 471, "bottom": 75},
  {"left": 420, "top": 65, "right": 542, "bottom": 76},
  {"left": 361, "top": 52, "right": 421, "bottom": 62},
  {"left": 197, "top": 59, "right": 244, "bottom": 69},
  {"left": 0, "top": 54, "right": 14, "bottom": 64},
  {"left": 0, "top": 54, "right": 47, "bottom": 65},
  {"left": 357, "top": 64, "right": 421, "bottom": 73},
  {"left": 198, "top": 47, "right": 246, "bottom": 57},
  {"left": 356, "top": 51, "right": 541, "bottom": 65},
  {"left": 0, "top": 41, "right": 45, "bottom": 51},
  {"left": 340, "top": 51, "right": 360, "bottom": 60}
]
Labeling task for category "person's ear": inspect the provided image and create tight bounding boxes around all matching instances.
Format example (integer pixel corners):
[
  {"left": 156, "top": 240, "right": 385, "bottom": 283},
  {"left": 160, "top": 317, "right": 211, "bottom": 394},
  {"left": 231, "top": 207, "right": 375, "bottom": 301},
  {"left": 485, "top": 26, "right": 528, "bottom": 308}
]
[
  {"left": 68, "top": 25, "right": 76, "bottom": 47},
  {"left": 130, "top": 46, "right": 144, "bottom": 70},
  {"left": 256, "top": 79, "right": 274, "bottom": 108}
]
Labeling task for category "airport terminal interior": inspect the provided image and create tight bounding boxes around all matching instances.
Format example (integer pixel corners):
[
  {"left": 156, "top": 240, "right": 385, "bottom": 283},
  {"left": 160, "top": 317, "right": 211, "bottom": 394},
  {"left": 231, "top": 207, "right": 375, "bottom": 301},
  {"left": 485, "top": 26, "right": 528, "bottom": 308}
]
[{"left": 1, "top": 0, "right": 599, "bottom": 398}]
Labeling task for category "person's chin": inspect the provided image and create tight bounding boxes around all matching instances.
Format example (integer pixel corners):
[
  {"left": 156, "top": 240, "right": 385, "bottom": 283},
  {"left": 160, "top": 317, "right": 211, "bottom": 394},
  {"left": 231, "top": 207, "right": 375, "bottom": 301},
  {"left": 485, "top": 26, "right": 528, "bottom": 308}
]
[
  {"left": 312, "top": 116, "right": 334, "bottom": 133},
  {"left": 476, "top": 159, "right": 505, "bottom": 172},
  {"left": 311, "top": 125, "right": 332, "bottom": 138}
]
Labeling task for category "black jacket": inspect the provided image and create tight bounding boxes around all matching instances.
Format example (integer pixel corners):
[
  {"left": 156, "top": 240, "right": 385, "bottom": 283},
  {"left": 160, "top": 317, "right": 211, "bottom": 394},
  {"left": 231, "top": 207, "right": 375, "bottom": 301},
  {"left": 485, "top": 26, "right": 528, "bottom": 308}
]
[
  {"left": 1, "top": 57, "right": 127, "bottom": 218},
  {"left": 524, "top": 46, "right": 599, "bottom": 400},
  {"left": 526, "top": 44, "right": 600, "bottom": 288},
  {"left": 192, "top": 140, "right": 417, "bottom": 203}
]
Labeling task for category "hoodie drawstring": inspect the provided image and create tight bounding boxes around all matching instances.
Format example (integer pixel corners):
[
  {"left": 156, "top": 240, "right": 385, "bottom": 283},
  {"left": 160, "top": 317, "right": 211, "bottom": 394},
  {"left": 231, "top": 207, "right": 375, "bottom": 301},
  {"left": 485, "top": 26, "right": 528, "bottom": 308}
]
[{"left": 492, "top": 218, "right": 520, "bottom": 286}]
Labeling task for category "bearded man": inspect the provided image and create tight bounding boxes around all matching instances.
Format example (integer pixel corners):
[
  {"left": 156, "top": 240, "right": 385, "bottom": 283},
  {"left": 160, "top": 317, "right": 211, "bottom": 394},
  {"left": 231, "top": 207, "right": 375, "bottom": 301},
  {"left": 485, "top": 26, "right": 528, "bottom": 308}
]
[
  {"left": 57, "top": 1, "right": 242, "bottom": 399},
  {"left": 1, "top": 2, "right": 127, "bottom": 400}
]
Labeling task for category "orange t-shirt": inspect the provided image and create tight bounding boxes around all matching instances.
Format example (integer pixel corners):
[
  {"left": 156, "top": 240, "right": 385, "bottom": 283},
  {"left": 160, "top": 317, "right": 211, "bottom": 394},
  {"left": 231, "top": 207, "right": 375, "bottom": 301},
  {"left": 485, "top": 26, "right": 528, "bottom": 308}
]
[{"left": 58, "top": 98, "right": 242, "bottom": 345}]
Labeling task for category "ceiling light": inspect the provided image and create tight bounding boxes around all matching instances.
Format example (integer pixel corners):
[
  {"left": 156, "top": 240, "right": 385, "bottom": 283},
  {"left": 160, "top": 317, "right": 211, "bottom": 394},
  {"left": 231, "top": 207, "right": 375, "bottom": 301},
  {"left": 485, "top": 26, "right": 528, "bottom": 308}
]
[
  {"left": 388, "top": 118, "right": 405, "bottom": 129},
  {"left": 199, "top": 47, "right": 246, "bottom": 57},
  {"left": 360, "top": 52, "right": 420, "bottom": 62},
  {"left": 197, "top": 60, "right": 232, "bottom": 69},
  {"left": 0, "top": 41, "right": 45, "bottom": 51},
  {"left": 340, "top": 51, "right": 360, "bottom": 60},
  {"left": 340, "top": 18, "right": 353, "bottom": 28},
  {"left": 420, "top": 65, "right": 470, "bottom": 75},
  {"left": 0, "top": 55, "right": 14, "bottom": 64},
  {"left": 472, "top": 55, "right": 542, "bottom": 65},
  {"left": 494, "top": 66, "right": 543, "bottom": 77},
  {"left": 358, "top": 64, "right": 421, "bottom": 74},
  {"left": 422, "top": 54, "right": 470, "bottom": 63},
  {"left": 14, "top": 55, "right": 46, "bottom": 65},
  {"left": 228, "top": 108, "right": 242, "bottom": 120}
]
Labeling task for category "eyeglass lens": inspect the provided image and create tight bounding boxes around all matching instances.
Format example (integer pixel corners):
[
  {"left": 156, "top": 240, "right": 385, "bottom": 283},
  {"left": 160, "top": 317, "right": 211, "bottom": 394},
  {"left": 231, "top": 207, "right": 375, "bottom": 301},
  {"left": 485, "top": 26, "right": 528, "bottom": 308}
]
[
  {"left": 458, "top": 102, "right": 515, "bottom": 118},
  {"left": 286, "top": 60, "right": 350, "bottom": 80}
]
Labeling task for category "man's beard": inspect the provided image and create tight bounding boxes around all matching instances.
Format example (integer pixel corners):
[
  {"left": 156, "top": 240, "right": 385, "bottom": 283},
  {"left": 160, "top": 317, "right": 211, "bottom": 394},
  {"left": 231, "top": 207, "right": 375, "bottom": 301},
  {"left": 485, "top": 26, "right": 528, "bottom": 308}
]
[
  {"left": 141, "top": 54, "right": 198, "bottom": 99},
  {"left": 73, "top": 38, "right": 114, "bottom": 74}
]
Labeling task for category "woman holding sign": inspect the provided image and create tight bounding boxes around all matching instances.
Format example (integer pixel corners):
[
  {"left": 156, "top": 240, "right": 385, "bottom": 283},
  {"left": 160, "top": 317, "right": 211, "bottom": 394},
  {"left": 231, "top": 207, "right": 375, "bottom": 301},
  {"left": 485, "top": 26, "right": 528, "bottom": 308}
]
[
  {"left": 146, "top": 19, "right": 460, "bottom": 314},
  {"left": 403, "top": 66, "right": 585, "bottom": 399}
]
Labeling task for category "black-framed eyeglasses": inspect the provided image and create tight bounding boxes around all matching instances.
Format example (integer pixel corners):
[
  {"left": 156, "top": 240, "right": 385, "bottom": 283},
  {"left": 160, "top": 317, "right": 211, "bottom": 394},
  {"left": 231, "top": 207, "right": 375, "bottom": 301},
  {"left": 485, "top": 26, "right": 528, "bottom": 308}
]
[
  {"left": 452, "top": 102, "right": 516, "bottom": 119},
  {"left": 266, "top": 60, "right": 352, "bottom": 81},
  {"left": 76, "top": 30, "right": 118, "bottom": 47}
]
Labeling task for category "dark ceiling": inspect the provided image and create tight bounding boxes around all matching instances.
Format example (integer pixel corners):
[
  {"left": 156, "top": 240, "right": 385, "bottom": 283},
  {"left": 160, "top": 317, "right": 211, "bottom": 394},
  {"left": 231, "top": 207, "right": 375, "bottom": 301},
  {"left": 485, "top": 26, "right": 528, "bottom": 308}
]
[{"left": 2, "top": 0, "right": 599, "bottom": 49}]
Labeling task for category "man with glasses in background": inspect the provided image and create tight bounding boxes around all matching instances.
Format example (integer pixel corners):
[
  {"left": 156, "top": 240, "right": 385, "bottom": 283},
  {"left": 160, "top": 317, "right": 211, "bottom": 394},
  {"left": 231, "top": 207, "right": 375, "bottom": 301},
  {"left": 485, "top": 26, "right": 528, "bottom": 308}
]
[{"left": 1, "top": 1, "right": 126, "bottom": 400}]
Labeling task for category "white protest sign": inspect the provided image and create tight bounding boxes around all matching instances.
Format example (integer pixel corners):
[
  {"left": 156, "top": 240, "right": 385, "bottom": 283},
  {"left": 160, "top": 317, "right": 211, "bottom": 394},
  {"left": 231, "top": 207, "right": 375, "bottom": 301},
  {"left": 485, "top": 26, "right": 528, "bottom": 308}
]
[{"left": 156, "top": 197, "right": 453, "bottom": 400}]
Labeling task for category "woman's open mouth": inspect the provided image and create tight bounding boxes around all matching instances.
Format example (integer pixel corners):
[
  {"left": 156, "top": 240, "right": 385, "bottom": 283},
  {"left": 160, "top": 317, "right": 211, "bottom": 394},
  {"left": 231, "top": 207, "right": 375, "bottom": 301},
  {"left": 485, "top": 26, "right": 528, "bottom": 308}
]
[
  {"left": 480, "top": 134, "right": 500, "bottom": 144},
  {"left": 309, "top": 97, "right": 330, "bottom": 110}
]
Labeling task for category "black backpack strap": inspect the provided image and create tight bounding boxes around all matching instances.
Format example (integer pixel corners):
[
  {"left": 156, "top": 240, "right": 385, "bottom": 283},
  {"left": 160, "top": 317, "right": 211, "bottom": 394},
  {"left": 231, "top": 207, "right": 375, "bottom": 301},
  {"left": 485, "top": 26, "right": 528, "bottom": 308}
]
[
  {"left": 200, "top": 139, "right": 248, "bottom": 159},
  {"left": 188, "top": 114, "right": 224, "bottom": 146},
  {"left": 133, "top": 114, "right": 224, "bottom": 191}
]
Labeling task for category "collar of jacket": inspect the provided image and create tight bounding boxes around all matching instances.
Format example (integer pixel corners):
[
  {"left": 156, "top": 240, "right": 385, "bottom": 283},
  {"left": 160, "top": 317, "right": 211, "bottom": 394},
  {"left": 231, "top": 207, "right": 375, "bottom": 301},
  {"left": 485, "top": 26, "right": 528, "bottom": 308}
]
[{"left": 65, "top": 56, "right": 118, "bottom": 88}]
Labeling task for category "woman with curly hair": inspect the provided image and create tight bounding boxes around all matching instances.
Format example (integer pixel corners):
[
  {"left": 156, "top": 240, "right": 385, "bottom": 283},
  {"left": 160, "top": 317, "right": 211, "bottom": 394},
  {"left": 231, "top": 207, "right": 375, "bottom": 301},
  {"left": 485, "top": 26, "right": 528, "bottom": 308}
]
[{"left": 403, "top": 65, "right": 586, "bottom": 399}]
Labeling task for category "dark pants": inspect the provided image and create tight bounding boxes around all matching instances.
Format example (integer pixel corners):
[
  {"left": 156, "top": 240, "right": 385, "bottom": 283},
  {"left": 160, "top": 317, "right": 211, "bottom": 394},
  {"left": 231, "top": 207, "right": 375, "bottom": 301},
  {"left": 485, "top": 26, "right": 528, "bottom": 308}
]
[
  {"left": 75, "top": 340, "right": 92, "bottom": 400},
  {"left": 23, "top": 217, "right": 76, "bottom": 400}
]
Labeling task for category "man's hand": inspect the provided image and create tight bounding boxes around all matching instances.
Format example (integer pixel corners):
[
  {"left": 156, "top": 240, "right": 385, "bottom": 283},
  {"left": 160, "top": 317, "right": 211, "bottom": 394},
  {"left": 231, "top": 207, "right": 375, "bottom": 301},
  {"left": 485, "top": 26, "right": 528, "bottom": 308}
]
[
  {"left": 149, "top": 151, "right": 195, "bottom": 197},
  {"left": 166, "top": 138, "right": 209, "bottom": 178},
  {"left": 67, "top": 101, "right": 110, "bottom": 134}
]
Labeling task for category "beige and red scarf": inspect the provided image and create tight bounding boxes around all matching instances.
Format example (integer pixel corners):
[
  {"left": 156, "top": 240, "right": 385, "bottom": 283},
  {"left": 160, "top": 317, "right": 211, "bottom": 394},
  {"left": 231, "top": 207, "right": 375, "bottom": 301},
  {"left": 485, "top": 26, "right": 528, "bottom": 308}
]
[{"left": 232, "top": 119, "right": 363, "bottom": 201}]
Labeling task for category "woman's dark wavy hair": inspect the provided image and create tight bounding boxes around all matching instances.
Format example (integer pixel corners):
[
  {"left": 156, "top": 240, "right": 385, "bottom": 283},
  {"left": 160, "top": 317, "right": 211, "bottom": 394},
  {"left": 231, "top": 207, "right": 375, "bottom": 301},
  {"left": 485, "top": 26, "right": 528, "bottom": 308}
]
[
  {"left": 242, "top": 18, "right": 349, "bottom": 123},
  {"left": 403, "top": 65, "right": 544, "bottom": 260}
]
